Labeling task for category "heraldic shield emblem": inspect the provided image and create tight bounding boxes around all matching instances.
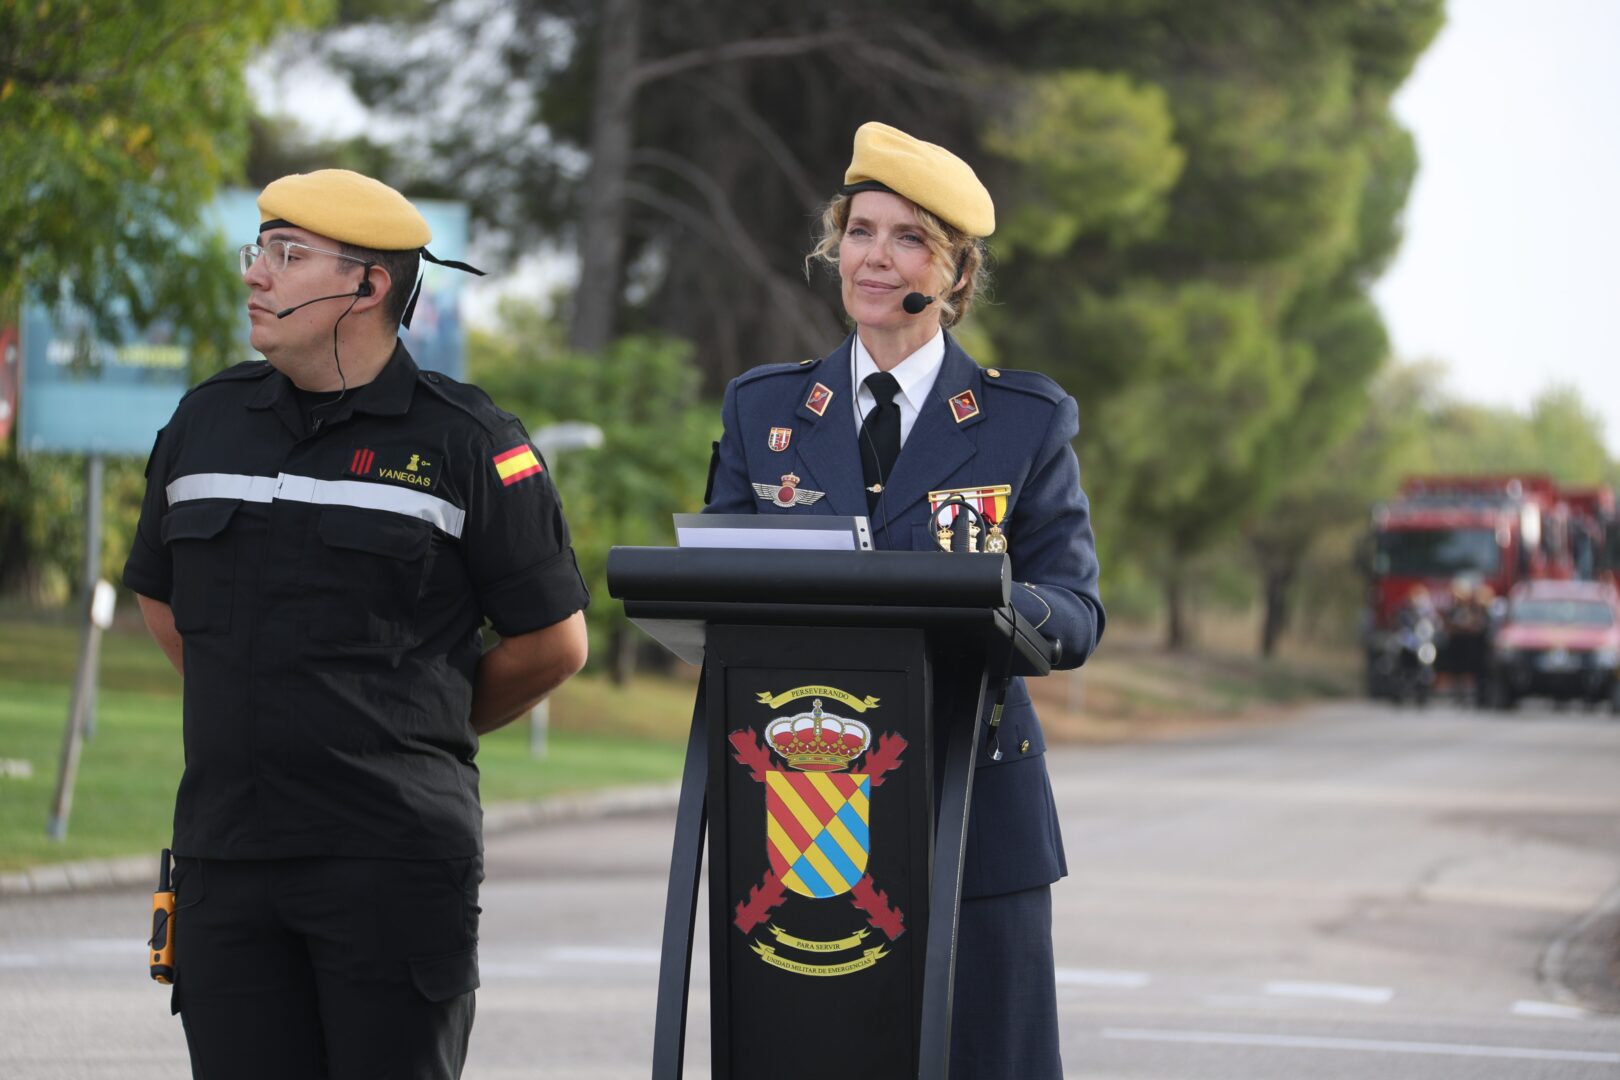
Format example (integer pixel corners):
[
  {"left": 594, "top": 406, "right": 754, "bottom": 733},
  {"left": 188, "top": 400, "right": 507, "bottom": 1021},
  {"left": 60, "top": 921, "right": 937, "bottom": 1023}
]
[
  {"left": 729, "top": 689, "right": 909, "bottom": 977},
  {"left": 764, "top": 706, "right": 872, "bottom": 899}
]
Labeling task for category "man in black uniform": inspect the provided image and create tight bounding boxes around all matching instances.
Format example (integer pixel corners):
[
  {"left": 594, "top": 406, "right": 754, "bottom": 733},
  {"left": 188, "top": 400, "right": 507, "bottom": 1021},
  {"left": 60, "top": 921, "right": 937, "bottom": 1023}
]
[{"left": 123, "top": 169, "right": 590, "bottom": 1079}]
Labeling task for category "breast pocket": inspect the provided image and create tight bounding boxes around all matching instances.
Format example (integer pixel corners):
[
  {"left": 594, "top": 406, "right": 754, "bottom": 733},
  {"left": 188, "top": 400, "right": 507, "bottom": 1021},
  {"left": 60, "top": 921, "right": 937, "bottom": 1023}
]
[
  {"left": 161, "top": 501, "right": 240, "bottom": 634},
  {"left": 306, "top": 508, "right": 433, "bottom": 649}
]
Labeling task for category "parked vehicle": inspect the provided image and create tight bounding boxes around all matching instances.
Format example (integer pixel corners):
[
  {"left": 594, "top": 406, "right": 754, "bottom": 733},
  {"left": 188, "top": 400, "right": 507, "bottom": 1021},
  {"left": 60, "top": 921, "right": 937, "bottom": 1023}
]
[
  {"left": 1363, "top": 476, "right": 1617, "bottom": 699},
  {"left": 1485, "top": 580, "right": 1620, "bottom": 712}
]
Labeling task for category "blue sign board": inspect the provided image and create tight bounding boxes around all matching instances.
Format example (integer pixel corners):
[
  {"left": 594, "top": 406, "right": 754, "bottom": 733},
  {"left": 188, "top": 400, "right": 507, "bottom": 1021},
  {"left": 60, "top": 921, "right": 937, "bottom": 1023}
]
[{"left": 19, "top": 188, "right": 473, "bottom": 456}]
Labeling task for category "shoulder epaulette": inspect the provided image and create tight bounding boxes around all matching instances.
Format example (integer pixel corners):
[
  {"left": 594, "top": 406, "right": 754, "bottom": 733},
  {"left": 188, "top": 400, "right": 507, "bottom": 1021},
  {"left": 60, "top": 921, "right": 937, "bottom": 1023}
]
[
  {"left": 179, "top": 360, "right": 275, "bottom": 402},
  {"left": 979, "top": 366, "right": 1067, "bottom": 404},
  {"left": 415, "top": 370, "right": 519, "bottom": 435},
  {"left": 736, "top": 357, "right": 819, "bottom": 387}
]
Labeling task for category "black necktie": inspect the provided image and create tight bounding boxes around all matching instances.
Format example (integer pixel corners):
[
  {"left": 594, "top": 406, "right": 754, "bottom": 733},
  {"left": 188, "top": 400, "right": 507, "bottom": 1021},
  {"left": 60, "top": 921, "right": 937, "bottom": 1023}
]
[{"left": 860, "top": 371, "right": 902, "bottom": 514}]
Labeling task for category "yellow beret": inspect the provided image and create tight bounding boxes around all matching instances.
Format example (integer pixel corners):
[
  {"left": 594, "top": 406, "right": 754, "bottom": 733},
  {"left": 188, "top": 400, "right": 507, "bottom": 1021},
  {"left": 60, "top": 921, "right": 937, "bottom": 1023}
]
[
  {"left": 257, "top": 169, "right": 431, "bottom": 251},
  {"left": 841, "top": 122, "right": 995, "bottom": 238}
]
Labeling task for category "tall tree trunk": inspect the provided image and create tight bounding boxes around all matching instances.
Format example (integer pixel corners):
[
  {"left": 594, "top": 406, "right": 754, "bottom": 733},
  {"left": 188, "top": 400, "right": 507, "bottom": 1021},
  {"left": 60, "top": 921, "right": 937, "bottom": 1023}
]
[
  {"left": 609, "top": 619, "right": 636, "bottom": 686},
  {"left": 1259, "top": 565, "right": 1294, "bottom": 658},
  {"left": 568, "top": 0, "right": 640, "bottom": 353},
  {"left": 1164, "top": 563, "right": 1188, "bottom": 651}
]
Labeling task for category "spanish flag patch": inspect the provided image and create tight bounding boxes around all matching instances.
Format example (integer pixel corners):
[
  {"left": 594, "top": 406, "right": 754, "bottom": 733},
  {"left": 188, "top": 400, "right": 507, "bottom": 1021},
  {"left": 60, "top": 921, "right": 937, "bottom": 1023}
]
[{"left": 492, "top": 444, "right": 543, "bottom": 487}]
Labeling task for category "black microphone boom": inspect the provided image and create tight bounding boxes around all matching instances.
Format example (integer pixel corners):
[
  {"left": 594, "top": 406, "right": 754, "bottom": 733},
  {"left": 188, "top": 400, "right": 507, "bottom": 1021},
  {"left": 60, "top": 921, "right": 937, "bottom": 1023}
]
[
  {"left": 901, "top": 292, "right": 935, "bottom": 315},
  {"left": 275, "top": 288, "right": 367, "bottom": 319}
]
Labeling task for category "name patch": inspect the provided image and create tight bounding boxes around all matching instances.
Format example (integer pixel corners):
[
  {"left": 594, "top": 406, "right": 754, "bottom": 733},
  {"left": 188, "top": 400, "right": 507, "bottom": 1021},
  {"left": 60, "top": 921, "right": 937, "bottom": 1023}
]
[{"left": 348, "top": 448, "right": 439, "bottom": 491}]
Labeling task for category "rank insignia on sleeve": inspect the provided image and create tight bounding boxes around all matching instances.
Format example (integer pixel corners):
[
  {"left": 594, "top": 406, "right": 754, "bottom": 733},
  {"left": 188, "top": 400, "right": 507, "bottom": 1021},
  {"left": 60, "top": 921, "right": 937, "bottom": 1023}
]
[
  {"left": 948, "top": 389, "right": 980, "bottom": 423},
  {"left": 804, "top": 383, "right": 833, "bottom": 417},
  {"left": 767, "top": 427, "right": 792, "bottom": 452},
  {"left": 492, "top": 443, "right": 544, "bottom": 487},
  {"left": 752, "top": 473, "right": 826, "bottom": 508}
]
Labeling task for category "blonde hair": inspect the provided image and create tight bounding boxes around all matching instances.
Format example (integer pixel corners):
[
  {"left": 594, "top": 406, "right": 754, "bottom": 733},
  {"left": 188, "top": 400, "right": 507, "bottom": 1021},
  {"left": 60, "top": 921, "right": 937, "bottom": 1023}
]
[{"left": 807, "top": 193, "right": 989, "bottom": 327}]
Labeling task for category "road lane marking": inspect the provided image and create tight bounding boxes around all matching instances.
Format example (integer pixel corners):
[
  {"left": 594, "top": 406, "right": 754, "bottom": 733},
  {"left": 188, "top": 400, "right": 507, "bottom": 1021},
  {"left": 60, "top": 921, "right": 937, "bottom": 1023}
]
[
  {"left": 1262, "top": 980, "right": 1394, "bottom": 1004},
  {"left": 1100, "top": 1028, "right": 1620, "bottom": 1064},
  {"left": 547, "top": 946, "right": 661, "bottom": 965},
  {"left": 1055, "top": 968, "right": 1151, "bottom": 989},
  {"left": 480, "top": 962, "right": 557, "bottom": 979},
  {"left": 1512, "top": 1000, "right": 1591, "bottom": 1020}
]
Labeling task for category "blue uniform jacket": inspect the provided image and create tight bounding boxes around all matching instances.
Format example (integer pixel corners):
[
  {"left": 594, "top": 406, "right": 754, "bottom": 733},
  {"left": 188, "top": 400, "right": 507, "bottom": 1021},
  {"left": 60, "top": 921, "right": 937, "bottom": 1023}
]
[{"left": 705, "top": 331, "right": 1104, "bottom": 898}]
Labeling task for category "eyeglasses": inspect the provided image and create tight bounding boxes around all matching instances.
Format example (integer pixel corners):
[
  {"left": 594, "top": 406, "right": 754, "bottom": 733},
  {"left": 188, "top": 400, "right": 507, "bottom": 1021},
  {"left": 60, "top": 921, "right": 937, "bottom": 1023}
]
[{"left": 239, "top": 240, "right": 371, "bottom": 276}]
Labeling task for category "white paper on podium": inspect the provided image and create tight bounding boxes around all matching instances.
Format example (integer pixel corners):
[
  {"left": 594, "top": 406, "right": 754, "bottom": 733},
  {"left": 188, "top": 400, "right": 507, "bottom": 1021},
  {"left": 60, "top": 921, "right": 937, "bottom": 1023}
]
[{"left": 673, "top": 514, "right": 873, "bottom": 551}]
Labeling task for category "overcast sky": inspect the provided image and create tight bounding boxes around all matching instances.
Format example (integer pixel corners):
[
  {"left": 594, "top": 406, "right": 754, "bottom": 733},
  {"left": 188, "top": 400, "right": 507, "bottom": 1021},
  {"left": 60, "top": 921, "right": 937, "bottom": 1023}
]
[{"left": 1371, "top": 0, "right": 1620, "bottom": 452}]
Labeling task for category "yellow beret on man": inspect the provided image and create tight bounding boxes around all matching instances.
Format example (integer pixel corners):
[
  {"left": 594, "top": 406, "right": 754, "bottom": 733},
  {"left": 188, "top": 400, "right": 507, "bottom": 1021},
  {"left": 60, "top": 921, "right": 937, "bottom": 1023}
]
[
  {"left": 841, "top": 122, "right": 995, "bottom": 238},
  {"left": 257, "top": 169, "right": 432, "bottom": 250},
  {"left": 256, "top": 169, "right": 482, "bottom": 328}
]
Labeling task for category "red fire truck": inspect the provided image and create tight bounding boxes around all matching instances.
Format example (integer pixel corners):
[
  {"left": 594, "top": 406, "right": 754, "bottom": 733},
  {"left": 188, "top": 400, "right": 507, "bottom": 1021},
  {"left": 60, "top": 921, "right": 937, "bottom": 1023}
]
[{"left": 1362, "top": 475, "right": 1618, "bottom": 697}]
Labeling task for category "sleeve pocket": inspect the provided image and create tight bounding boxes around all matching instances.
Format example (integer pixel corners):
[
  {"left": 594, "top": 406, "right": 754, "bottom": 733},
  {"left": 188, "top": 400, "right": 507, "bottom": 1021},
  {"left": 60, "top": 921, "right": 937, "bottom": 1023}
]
[{"left": 409, "top": 945, "right": 480, "bottom": 1003}]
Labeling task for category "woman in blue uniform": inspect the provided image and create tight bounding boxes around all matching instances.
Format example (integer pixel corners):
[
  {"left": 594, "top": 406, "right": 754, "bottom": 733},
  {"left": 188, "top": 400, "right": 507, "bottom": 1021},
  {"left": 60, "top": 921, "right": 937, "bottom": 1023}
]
[{"left": 704, "top": 121, "right": 1104, "bottom": 1077}]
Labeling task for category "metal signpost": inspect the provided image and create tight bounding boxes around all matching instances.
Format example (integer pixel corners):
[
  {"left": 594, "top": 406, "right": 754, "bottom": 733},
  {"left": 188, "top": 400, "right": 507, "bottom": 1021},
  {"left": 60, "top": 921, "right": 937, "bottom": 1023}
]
[{"left": 525, "top": 422, "right": 604, "bottom": 758}]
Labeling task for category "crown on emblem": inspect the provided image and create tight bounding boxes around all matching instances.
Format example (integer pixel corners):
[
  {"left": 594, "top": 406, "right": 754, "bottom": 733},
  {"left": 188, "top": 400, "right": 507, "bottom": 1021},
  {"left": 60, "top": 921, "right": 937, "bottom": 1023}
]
[
  {"left": 765, "top": 700, "right": 871, "bottom": 772},
  {"left": 781, "top": 472, "right": 801, "bottom": 487}
]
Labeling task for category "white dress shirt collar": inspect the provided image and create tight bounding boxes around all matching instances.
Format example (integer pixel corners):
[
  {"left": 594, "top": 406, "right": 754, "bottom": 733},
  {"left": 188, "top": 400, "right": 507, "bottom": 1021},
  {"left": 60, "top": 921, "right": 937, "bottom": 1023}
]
[{"left": 851, "top": 329, "right": 947, "bottom": 446}]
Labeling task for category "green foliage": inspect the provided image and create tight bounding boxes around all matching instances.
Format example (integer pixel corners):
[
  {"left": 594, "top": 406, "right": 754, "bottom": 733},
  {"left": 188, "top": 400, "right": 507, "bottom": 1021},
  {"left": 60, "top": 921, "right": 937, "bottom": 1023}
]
[
  {"left": 985, "top": 70, "right": 1183, "bottom": 256},
  {"left": 469, "top": 304, "right": 715, "bottom": 668},
  {"left": 282, "top": 0, "right": 1455, "bottom": 652},
  {"left": 1399, "top": 379, "right": 1616, "bottom": 486},
  {"left": 0, "top": 448, "right": 147, "bottom": 603},
  {"left": 1, "top": 1, "right": 333, "bottom": 352},
  {"left": 0, "top": 2, "right": 334, "bottom": 602}
]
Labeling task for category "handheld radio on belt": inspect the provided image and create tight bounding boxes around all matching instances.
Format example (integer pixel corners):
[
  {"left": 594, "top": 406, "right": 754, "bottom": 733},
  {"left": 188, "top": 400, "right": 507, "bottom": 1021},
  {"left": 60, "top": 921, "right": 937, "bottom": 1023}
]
[{"left": 149, "top": 849, "right": 176, "bottom": 984}]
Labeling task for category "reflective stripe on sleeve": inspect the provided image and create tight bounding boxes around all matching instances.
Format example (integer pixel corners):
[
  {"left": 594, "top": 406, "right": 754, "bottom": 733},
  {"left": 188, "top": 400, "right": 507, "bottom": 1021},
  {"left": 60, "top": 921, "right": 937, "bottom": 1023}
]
[{"left": 166, "top": 472, "right": 466, "bottom": 538}]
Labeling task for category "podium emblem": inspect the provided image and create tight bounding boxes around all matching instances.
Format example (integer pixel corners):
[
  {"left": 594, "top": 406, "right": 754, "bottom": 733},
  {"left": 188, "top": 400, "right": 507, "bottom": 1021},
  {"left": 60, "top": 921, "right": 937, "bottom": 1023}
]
[
  {"left": 766, "top": 771, "right": 870, "bottom": 898},
  {"left": 730, "top": 694, "right": 911, "bottom": 976}
]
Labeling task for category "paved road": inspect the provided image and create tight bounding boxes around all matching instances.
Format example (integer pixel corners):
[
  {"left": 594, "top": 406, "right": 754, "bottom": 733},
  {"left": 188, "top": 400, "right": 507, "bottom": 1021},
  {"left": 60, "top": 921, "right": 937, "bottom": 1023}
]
[{"left": 4, "top": 700, "right": 1619, "bottom": 1078}]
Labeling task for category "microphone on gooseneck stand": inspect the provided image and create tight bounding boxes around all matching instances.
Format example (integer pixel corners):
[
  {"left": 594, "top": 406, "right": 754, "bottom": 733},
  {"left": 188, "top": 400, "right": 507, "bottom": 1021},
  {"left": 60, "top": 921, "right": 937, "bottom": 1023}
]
[{"left": 901, "top": 292, "right": 935, "bottom": 315}]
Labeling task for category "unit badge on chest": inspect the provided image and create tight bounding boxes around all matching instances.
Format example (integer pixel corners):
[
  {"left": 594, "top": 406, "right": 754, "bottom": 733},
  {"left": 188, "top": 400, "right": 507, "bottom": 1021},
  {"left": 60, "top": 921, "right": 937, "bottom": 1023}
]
[
  {"left": 752, "top": 472, "right": 826, "bottom": 508},
  {"left": 767, "top": 427, "right": 792, "bottom": 452},
  {"left": 948, "top": 389, "right": 980, "bottom": 423},
  {"left": 804, "top": 382, "right": 834, "bottom": 417}
]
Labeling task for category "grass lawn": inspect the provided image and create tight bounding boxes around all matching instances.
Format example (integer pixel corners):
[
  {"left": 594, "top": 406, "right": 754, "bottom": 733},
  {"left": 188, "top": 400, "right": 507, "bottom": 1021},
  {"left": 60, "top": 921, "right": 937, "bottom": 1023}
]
[
  {"left": 1, "top": 606, "right": 1356, "bottom": 870},
  {"left": 0, "top": 611, "right": 697, "bottom": 872}
]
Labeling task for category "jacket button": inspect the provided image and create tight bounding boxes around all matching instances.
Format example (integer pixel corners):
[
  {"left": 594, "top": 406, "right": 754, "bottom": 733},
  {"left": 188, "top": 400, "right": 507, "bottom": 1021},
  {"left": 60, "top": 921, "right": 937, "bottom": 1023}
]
[
  {"left": 427, "top": 373, "right": 441, "bottom": 383},
  {"left": 1020, "top": 739, "right": 1031, "bottom": 754},
  {"left": 986, "top": 368, "right": 1001, "bottom": 378}
]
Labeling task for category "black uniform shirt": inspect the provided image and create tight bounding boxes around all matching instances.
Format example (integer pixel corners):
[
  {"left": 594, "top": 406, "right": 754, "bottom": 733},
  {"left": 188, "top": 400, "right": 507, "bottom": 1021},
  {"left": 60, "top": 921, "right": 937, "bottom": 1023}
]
[{"left": 123, "top": 343, "right": 590, "bottom": 860}]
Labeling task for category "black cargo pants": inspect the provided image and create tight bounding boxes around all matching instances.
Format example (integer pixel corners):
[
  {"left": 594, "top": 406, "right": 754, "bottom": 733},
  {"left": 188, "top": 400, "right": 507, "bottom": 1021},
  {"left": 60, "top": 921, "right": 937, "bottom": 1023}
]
[{"left": 171, "top": 855, "right": 482, "bottom": 1080}]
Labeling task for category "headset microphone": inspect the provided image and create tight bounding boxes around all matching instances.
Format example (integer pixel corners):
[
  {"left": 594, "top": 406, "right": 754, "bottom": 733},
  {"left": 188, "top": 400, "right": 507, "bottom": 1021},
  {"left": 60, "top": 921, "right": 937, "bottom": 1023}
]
[
  {"left": 275, "top": 278, "right": 373, "bottom": 319},
  {"left": 901, "top": 292, "right": 935, "bottom": 315}
]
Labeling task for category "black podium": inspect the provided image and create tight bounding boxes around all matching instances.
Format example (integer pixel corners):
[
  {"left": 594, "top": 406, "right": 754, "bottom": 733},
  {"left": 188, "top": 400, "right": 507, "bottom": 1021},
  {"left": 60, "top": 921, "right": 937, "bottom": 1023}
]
[{"left": 606, "top": 548, "right": 1055, "bottom": 1080}]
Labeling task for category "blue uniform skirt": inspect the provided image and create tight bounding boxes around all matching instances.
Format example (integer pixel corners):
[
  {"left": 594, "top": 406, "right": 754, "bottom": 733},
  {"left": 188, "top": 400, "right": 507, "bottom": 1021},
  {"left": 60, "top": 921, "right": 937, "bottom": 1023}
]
[{"left": 950, "top": 884, "right": 1063, "bottom": 1078}]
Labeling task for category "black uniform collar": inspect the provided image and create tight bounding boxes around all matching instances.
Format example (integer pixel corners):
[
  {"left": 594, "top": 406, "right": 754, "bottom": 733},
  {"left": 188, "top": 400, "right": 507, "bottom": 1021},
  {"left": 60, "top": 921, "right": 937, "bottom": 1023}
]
[{"left": 247, "top": 341, "right": 419, "bottom": 430}]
